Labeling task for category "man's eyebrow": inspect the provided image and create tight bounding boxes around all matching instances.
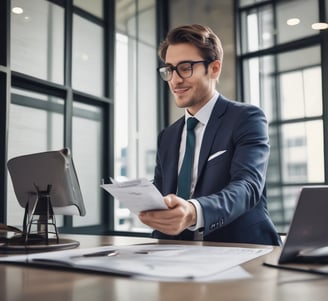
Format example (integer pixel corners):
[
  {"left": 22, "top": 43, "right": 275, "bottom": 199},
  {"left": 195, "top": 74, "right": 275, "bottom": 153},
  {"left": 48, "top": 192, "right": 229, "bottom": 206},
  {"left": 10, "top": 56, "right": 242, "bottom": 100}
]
[{"left": 164, "top": 60, "right": 194, "bottom": 66}]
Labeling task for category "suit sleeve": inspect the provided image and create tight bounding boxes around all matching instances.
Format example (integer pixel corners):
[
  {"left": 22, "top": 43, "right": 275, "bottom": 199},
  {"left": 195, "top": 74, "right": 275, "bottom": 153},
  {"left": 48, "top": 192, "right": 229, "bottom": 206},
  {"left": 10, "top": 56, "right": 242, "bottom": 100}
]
[{"left": 197, "top": 104, "right": 270, "bottom": 236}]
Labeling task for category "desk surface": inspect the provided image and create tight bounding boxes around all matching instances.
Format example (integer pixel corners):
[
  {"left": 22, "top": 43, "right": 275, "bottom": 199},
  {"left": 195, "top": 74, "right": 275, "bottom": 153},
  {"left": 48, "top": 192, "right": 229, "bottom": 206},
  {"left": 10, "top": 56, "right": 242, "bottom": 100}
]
[{"left": 0, "top": 234, "right": 327, "bottom": 301}]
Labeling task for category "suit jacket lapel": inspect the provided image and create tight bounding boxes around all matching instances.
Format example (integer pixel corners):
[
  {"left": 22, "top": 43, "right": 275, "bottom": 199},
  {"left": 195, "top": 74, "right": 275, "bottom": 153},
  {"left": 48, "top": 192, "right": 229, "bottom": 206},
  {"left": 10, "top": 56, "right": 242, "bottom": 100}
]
[
  {"left": 197, "top": 95, "right": 228, "bottom": 178},
  {"left": 163, "top": 117, "right": 184, "bottom": 194}
]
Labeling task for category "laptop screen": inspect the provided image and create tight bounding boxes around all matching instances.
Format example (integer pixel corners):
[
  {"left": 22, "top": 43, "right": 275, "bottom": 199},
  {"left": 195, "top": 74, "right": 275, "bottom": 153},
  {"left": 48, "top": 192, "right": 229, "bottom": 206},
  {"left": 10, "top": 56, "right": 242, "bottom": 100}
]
[{"left": 278, "top": 186, "right": 328, "bottom": 264}]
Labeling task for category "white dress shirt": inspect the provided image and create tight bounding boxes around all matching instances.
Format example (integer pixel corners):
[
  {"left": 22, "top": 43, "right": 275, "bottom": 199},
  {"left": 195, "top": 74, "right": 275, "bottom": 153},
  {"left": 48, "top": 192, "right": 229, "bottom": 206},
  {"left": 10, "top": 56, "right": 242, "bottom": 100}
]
[{"left": 178, "top": 91, "right": 219, "bottom": 238}]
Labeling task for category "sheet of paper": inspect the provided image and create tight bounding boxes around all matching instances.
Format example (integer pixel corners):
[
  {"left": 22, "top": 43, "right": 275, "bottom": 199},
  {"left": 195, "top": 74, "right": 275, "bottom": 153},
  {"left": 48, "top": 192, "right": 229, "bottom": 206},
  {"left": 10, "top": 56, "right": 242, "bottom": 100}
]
[
  {"left": 101, "top": 178, "right": 167, "bottom": 214},
  {"left": 0, "top": 244, "right": 272, "bottom": 282},
  {"left": 196, "top": 266, "right": 252, "bottom": 282}
]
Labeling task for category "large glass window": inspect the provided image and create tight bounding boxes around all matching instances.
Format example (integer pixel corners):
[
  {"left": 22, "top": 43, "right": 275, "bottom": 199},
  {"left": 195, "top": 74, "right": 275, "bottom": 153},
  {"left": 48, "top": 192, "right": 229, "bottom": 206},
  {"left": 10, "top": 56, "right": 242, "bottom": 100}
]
[
  {"left": 4, "top": 0, "right": 165, "bottom": 235},
  {"left": 7, "top": 0, "right": 110, "bottom": 233},
  {"left": 280, "top": 121, "right": 324, "bottom": 183},
  {"left": 242, "top": 55, "right": 276, "bottom": 119},
  {"left": 237, "top": 0, "right": 327, "bottom": 232},
  {"left": 276, "top": 0, "right": 319, "bottom": 44},
  {"left": 279, "top": 67, "right": 322, "bottom": 120},
  {"left": 241, "top": 5, "right": 273, "bottom": 53},
  {"left": 11, "top": 0, "right": 64, "bottom": 84},
  {"left": 114, "top": 0, "right": 157, "bottom": 232},
  {"left": 72, "top": 102, "right": 104, "bottom": 227},
  {"left": 74, "top": 0, "right": 103, "bottom": 19},
  {"left": 7, "top": 88, "right": 64, "bottom": 225},
  {"left": 240, "top": 0, "right": 320, "bottom": 54},
  {"left": 72, "top": 14, "right": 104, "bottom": 97}
]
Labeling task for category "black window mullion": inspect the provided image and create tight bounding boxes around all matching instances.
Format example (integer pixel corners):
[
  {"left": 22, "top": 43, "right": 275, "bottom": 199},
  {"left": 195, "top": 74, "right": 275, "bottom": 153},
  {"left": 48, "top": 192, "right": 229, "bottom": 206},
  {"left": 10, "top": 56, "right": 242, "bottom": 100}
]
[
  {"left": 320, "top": 29, "right": 328, "bottom": 183},
  {"left": 11, "top": 72, "right": 66, "bottom": 98},
  {"left": 102, "top": 0, "right": 115, "bottom": 232},
  {"left": 156, "top": 0, "right": 169, "bottom": 131},
  {"left": 0, "top": 72, "right": 10, "bottom": 224},
  {"left": 319, "top": 0, "right": 328, "bottom": 183},
  {"left": 0, "top": 0, "right": 10, "bottom": 224},
  {"left": 319, "top": 0, "right": 326, "bottom": 22}
]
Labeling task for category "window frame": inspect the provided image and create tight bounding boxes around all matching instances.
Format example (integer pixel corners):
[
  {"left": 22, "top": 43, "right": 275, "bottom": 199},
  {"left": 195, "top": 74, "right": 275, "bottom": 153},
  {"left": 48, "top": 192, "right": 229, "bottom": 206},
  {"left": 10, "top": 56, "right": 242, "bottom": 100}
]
[
  {"left": 0, "top": 0, "right": 169, "bottom": 237},
  {"left": 235, "top": 0, "right": 328, "bottom": 232}
]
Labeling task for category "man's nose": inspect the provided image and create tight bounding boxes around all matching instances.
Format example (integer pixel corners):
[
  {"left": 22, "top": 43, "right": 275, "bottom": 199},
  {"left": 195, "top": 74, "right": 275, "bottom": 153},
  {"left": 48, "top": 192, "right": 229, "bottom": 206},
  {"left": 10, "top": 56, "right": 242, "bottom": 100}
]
[{"left": 170, "top": 69, "right": 183, "bottom": 83}]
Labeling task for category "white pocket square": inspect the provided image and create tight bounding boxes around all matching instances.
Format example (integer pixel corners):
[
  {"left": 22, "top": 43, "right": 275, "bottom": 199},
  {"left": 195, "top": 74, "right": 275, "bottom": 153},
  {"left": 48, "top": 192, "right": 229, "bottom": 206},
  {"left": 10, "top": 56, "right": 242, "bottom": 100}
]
[{"left": 208, "top": 150, "right": 227, "bottom": 161}]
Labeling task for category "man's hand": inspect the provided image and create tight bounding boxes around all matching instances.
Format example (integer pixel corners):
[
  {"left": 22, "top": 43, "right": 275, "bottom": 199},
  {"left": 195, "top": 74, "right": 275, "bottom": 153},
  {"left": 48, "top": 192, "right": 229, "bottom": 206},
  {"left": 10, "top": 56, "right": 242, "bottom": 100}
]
[{"left": 138, "top": 194, "right": 197, "bottom": 235}]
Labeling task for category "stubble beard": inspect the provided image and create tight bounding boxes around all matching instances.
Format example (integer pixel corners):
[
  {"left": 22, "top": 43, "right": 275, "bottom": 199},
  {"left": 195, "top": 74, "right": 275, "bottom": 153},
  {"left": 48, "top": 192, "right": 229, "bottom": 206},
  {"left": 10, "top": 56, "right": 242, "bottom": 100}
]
[{"left": 174, "top": 95, "right": 199, "bottom": 109}]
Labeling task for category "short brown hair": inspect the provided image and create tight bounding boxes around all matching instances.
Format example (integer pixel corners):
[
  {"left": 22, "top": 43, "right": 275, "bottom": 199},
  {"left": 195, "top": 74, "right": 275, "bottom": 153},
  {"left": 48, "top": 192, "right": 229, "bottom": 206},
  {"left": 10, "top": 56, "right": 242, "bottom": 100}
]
[{"left": 158, "top": 24, "right": 224, "bottom": 63}]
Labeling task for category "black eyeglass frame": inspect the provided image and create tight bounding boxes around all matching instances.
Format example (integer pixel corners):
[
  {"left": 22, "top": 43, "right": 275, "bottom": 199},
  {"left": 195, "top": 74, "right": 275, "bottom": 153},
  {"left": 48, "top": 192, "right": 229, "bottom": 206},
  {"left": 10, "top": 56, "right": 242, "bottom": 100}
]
[{"left": 157, "top": 60, "right": 212, "bottom": 81}]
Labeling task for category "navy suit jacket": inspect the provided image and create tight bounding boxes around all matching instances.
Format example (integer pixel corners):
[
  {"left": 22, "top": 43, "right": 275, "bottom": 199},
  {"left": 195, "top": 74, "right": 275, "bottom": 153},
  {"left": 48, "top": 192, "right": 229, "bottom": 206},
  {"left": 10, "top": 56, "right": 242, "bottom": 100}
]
[{"left": 152, "top": 95, "right": 281, "bottom": 246}]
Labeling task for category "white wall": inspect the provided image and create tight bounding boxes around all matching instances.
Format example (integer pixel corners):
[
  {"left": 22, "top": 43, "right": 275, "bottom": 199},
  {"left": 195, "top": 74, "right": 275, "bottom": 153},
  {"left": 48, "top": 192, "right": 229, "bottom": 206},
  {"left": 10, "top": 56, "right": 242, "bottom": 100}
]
[{"left": 167, "top": 0, "right": 235, "bottom": 123}]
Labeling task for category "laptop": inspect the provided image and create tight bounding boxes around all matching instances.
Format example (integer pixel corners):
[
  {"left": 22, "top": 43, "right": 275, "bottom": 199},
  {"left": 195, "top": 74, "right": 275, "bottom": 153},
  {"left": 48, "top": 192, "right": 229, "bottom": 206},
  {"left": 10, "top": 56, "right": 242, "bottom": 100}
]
[{"left": 278, "top": 186, "right": 328, "bottom": 264}]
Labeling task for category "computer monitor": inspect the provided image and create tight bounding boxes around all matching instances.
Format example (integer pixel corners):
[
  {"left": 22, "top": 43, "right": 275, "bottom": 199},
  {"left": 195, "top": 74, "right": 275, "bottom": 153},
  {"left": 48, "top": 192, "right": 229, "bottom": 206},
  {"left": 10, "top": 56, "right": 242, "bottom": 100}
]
[
  {"left": 4, "top": 148, "right": 86, "bottom": 251},
  {"left": 7, "top": 148, "right": 86, "bottom": 217}
]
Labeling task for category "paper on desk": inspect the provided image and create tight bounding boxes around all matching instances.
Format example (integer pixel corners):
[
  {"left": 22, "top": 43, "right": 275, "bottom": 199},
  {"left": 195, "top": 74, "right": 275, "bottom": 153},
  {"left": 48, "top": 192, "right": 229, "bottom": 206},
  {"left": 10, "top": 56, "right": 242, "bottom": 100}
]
[
  {"left": 101, "top": 178, "right": 167, "bottom": 214},
  {"left": 0, "top": 244, "right": 272, "bottom": 282}
]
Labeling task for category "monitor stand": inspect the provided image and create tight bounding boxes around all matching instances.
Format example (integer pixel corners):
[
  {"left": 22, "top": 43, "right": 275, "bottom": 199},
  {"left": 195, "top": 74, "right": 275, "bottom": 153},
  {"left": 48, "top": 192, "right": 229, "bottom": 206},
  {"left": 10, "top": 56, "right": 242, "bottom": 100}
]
[{"left": 0, "top": 184, "right": 79, "bottom": 253}]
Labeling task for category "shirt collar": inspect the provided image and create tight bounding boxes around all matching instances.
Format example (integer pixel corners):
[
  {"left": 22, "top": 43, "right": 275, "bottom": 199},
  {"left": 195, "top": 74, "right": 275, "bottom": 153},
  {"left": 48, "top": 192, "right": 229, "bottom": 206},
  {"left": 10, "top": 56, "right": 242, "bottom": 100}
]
[{"left": 185, "top": 91, "right": 219, "bottom": 126}]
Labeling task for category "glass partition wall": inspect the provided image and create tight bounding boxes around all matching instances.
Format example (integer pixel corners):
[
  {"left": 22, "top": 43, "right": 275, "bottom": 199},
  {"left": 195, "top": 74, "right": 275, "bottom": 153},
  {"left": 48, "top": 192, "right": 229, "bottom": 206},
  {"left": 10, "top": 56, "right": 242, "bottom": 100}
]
[
  {"left": 114, "top": 0, "right": 158, "bottom": 232},
  {"left": 236, "top": 0, "right": 328, "bottom": 232},
  {"left": 1, "top": 0, "right": 165, "bottom": 235},
  {"left": 7, "top": 0, "right": 109, "bottom": 233}
]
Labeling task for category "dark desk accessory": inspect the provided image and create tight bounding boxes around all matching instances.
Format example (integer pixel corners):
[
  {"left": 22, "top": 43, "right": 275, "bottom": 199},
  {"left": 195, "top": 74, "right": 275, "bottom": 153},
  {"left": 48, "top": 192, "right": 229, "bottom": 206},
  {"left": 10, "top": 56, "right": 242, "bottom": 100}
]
[
  {"left": 1, "top": 148, "right": 86, "bottom": 253},
  {"left": 277, "top": 186, "right": 328, "bottom": 264},
  {"left": 263, "top": 186, "right": 328, "bottom": 275}
]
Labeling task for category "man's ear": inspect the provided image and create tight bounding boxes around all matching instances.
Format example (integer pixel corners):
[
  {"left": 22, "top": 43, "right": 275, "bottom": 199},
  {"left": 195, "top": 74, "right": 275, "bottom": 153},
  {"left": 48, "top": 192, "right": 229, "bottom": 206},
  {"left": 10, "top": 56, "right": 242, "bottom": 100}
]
[{"left": 210, "top": 60, "right": 222, "bottom": 80}]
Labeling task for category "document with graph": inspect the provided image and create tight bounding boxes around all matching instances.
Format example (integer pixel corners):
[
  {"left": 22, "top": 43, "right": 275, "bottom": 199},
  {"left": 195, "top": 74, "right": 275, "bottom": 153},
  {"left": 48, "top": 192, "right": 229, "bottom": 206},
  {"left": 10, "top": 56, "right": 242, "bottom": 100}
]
[{"left": 101, "top": 178, "right": 168, "bottom": 214}]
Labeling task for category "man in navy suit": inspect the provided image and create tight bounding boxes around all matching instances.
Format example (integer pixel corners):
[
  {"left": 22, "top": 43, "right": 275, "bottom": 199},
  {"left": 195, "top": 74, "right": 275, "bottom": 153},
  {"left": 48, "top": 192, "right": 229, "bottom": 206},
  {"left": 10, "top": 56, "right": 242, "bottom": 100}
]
[{"left": 139, "top": 24, "right": 281, "bottom": 246}]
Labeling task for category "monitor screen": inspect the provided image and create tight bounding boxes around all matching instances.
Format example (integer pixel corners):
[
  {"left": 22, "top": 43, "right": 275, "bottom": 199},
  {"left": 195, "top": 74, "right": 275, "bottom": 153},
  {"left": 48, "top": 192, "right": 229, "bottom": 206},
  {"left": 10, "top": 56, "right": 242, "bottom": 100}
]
[{"left": 7, "top": 148, "right": 86, "bottom": 216}]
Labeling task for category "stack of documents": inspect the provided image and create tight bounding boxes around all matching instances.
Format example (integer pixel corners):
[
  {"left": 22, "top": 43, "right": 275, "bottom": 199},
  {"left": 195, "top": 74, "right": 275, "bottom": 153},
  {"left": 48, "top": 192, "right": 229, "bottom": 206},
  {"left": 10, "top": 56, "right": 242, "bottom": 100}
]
[
  {"left": 101, "top": 178, "right": 168, "bottom": 213},
  {"left": 0, "top": 244, "right": 272, "bottom": 282}
]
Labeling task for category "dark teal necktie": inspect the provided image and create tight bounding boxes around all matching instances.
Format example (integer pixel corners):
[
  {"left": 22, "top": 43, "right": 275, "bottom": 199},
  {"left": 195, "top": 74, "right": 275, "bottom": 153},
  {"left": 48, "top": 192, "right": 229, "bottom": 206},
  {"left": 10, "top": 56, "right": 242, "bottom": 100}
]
[{"left": 177, "top": 117, "right": 198, "bottom": 199}]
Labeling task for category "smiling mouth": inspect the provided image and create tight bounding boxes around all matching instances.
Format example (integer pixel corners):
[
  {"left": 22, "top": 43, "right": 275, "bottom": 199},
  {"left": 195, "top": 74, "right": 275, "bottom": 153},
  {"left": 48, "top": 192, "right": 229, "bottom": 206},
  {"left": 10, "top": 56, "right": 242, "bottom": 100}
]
[{"left": 173, "top": 87, "right": 189, "bottom": 94}]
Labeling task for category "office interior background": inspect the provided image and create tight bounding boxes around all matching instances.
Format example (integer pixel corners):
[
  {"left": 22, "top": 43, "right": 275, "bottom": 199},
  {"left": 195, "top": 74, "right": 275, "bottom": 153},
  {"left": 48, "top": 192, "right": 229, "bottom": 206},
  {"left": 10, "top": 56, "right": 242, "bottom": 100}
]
[{"left": 0, "top": 0, "right": 327, "bottom": 236}]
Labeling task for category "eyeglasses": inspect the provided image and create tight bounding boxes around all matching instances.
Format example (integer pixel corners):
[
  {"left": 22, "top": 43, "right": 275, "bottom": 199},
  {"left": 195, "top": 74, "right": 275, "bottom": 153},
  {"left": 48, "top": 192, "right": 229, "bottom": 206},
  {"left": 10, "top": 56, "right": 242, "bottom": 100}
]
[{"left": 157, "top": 60, "right": 211, "bottom": 81}]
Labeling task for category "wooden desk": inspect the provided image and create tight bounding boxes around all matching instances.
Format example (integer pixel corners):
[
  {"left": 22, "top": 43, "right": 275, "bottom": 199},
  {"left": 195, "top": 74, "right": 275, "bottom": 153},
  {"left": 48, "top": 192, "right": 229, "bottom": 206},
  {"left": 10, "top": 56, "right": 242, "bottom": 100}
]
[{"left": 0, "top": 234, "right": 327, "bottom": 301}]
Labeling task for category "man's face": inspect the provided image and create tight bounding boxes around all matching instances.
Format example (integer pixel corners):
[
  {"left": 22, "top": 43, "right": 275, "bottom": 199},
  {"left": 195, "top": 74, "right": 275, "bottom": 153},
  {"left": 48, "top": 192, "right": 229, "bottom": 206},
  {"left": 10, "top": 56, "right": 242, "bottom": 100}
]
[{"left": 165, "top": 43, "right": 220, "bottom": 115}]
